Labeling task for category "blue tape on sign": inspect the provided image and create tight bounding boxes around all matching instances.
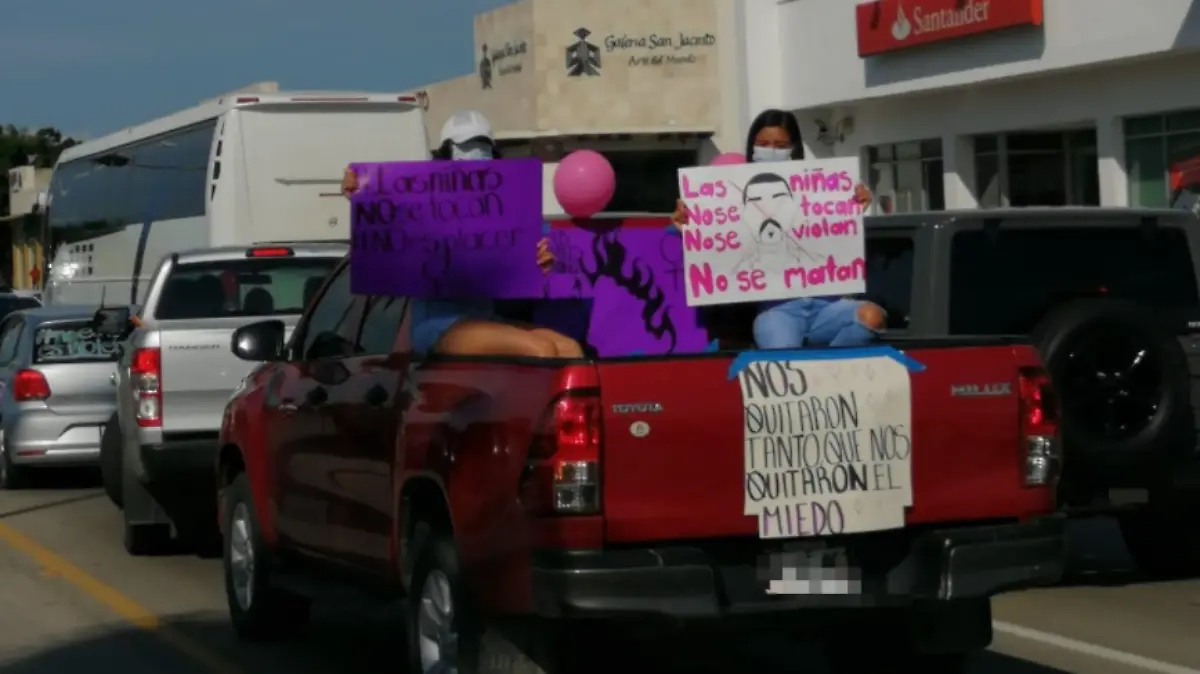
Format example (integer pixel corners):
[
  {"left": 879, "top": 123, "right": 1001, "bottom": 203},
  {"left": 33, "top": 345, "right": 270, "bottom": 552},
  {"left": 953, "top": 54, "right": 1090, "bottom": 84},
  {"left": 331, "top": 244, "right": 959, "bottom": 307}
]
[
  {"left": 726, "top": 346, "right": 926, "bottom": 380},
  {"left": 541, "top": 221, "right": 551, "bottom": 235},
  {"left": 705, "top": 339, "right": 719, "bottom": 353}
]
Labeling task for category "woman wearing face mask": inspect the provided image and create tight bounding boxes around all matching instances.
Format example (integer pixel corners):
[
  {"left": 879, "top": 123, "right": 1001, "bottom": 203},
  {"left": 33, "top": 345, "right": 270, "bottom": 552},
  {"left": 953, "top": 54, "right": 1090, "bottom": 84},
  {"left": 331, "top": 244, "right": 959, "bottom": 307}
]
[
  {"left": 671, "top": 108, "right": 886, "bottom": 350},
  {"left": 342, "top": 110, "right": 584, "bottom": 358}
]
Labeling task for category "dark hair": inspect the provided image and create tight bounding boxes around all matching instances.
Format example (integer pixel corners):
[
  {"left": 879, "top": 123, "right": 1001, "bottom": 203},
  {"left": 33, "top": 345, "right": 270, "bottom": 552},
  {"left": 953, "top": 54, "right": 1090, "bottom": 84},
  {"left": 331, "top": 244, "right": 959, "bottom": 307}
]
[
  {"left": 745, "top": 109, "right": 805, "bottom": 161},
  {"left": 742, "top": 172, "right": 792, "bottom": 204},
  {"left": 431, "top": 137, "right": 502, "bottom": 160}
]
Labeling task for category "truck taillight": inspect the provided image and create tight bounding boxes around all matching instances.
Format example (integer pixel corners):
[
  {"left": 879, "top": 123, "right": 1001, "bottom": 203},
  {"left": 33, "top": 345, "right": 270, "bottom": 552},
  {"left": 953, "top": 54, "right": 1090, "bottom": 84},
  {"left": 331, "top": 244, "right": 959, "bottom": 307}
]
[
  {"left": 131, "top": 347, "right": 162, "bottom": 428},
  {"left": 12, "top": 369, "right": 50, "bottom": 401},
  {"left": 1019, "top": 367, "right": 1060, "bottom": 487},
  {"left": 528, "top": 392, "right": 601, "bottom": 515}
]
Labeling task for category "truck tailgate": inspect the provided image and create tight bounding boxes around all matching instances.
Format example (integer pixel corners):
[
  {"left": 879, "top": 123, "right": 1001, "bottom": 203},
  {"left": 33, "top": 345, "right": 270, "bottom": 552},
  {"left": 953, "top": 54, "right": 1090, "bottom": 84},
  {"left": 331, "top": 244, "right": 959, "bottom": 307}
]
[
  {"left": 159, "top": 320, "right": 295, "bottom": 433},
  {"left": 596, "top": 344, "right": 1048, "bottom": 544}
]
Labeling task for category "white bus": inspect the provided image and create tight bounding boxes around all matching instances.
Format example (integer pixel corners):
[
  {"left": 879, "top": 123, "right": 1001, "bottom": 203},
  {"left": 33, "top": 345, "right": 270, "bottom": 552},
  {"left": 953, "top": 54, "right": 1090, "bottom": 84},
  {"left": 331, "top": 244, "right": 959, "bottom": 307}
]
[{"left": 43, "top": 90, "right": 429, "bottom": 305}]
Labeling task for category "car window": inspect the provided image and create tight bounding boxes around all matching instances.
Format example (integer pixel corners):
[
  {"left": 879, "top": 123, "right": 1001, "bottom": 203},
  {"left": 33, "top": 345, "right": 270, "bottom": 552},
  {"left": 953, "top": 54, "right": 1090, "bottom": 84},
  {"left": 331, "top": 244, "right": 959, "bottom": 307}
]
[
  {"left": 949, "top": 226, "right": 1200, "bottom": 334},
  {"left": 153, "top": 256, "right": 337, "bottom": 320},
  {"left": 357, "top": 297, "right": 409, "bottom": 356},
  {"left": 0, "top": 318, "right": 24, "bottom": 365},
  {"left": 301, "top": 264, "right": 357, "bottom": 361},
  {"left": 861, "top": 235, "right": 914, "bottom": 331},
  {"left": 0, "top": 296, "right": 41, "bottom": 321},
  {"left": 33, "top": 321, "right": 122, "bottom": 364}
]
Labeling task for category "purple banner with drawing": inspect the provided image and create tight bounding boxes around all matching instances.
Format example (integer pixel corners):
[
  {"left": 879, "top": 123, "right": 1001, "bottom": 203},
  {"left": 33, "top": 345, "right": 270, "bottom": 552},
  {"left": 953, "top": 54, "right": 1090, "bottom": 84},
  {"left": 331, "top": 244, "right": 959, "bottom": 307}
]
[
  {"left": 349, "top": 158, "right": 579, "bottom": 298},
  {"left": 534, "top": 220, "right": 711, "bottom": 357}
]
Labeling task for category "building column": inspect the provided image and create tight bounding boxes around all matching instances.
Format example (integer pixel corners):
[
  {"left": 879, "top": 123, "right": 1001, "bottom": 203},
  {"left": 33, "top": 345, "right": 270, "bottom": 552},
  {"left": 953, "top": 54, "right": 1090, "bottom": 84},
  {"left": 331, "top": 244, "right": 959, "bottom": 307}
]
[
  {"left": 941, "top": 134, "right": 979, "bottom": 209},
  {"left": 1096, "top": 115, "right": 1129, "bottom": 206}
]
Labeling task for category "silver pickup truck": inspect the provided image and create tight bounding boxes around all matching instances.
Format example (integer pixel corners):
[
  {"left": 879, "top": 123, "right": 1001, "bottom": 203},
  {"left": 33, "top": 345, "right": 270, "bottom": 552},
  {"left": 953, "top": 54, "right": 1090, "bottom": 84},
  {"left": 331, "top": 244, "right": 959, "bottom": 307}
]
[{"left": 94, "top": 242, "right": 345, "bottom": 556}]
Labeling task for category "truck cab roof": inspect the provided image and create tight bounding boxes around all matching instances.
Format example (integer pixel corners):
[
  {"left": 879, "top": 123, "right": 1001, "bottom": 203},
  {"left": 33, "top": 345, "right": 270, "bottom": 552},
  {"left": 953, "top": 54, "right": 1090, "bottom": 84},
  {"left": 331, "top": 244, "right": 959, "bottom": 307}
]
[
  {"left": 866, "top": 206, "right": 1196, "bottom": 229},
  {"left": 171, "top": 242, "right": 348, "bottom": 265}
]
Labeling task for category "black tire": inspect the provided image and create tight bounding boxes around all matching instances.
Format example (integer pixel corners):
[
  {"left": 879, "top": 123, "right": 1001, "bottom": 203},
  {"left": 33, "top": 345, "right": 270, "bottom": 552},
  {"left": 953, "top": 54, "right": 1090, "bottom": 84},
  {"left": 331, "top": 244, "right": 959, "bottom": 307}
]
[
  {"left": 1118, "top": 492, "right": 1200, "bottom": 577},
  {"left": 224, "top": 472, "right": 310, "bottom": 641},
  {"left": 1033, "top": 299, "right": 1191, "bottom": 481},
  {"left": 828, "top": 648, "right": 967, "bottom": 673},
  {"left": 0, "top": 435, "right": 28, "bottom": 490},
  {"left": 824, "top": 600, "right": 988, "bottom": 674},
  {"left": 100, "top": 414, "right": 123, "bottom": 508},
  {"left": 406, "top": 523, "right": 554, "bottom": 674},
  {"left": 123, "top": 516, "right": 173, "bottom": 556}
]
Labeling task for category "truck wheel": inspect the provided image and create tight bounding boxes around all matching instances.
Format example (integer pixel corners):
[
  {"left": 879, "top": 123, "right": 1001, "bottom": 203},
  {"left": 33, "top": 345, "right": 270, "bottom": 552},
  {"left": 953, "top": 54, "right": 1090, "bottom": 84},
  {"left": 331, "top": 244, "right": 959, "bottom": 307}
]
[
  {"left": 825, "top": 600, "right": 988, "bottom": 674},
  {"left": 828, "top": 648, "right": 966, "bottom": 673},
  {"left": 1033, "top": 299, "right": 1191, "bottom": 487},
  {"left": 407, "top": 524, "right": 554, "bottom": 674},
  {"left": 100, "top": 414, "right": 123, "bottom": 508},
  {"left": 1118, "top": 497, "right": 1200, "bottom": 577},
  {"left": 224, "top": 472, "right": 310, "bottom": 641}
]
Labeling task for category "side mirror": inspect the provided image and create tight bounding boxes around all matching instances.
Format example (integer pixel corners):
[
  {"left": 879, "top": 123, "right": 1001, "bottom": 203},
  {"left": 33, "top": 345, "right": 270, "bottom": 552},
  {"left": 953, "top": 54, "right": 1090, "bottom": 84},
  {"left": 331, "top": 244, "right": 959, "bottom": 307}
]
[
  {"left": 92, "top": 306, "right": 133, "bottom": 338},
  {"left": 231, "top": 320, "right": 286, "bottom": 362}
]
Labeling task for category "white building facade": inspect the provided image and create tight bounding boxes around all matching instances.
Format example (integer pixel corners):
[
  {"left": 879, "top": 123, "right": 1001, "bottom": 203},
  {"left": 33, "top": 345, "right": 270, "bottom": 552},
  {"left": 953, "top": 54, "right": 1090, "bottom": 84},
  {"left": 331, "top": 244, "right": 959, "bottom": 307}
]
[{"left": 738, "top": 0, "right": 1200, "bottom": 213}]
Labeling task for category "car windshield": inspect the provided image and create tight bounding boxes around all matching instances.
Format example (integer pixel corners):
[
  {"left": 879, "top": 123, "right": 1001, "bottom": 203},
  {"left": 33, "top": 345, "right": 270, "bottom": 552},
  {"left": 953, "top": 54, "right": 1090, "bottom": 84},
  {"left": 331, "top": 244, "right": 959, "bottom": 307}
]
[
  {"left": 153, "top": 256, "right": 338, "bottom": 320},
  {"left": 34, "top": 321, "right": 121, "bottom": 364},
  {"left": 949, "top": 226, "right": 1200, "bottom": 334},
  {"left": 0, "top": 296, "right": 41, "bottom": 321}
]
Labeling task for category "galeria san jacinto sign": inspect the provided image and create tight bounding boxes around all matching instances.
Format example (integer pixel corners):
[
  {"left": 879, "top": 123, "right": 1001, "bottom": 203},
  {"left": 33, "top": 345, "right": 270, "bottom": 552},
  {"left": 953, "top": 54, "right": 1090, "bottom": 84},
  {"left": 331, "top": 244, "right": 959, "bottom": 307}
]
[{"left": 855, "top": 0, "right": 1043, "bottom": 57}]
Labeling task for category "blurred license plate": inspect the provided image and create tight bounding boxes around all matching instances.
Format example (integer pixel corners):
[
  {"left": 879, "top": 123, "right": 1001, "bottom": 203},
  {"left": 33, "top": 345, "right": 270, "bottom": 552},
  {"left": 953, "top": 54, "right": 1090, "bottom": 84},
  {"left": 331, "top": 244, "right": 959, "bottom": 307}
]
[{"left": 762, "top": 547, "right": 859, "bottom": 596}]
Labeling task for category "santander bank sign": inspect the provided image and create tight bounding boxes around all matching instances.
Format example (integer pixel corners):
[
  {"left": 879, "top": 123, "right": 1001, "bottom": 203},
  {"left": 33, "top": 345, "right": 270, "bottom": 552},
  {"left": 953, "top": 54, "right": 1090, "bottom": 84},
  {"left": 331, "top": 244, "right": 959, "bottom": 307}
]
[{"left": 855, "top": 0, "right": 1043, "bottom": 57}]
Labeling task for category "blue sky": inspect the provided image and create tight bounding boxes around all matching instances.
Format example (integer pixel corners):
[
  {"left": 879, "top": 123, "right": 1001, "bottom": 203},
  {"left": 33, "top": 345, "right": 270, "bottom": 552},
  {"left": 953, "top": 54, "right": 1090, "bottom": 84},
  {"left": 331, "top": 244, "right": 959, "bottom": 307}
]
[{"left": 1, "top": 0, "right": 514, "bottom": 138}]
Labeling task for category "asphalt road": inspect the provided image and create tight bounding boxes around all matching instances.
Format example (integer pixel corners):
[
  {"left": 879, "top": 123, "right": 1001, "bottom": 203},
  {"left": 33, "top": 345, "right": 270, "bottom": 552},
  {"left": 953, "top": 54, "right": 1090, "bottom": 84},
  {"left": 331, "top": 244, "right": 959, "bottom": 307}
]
[{"left": 0, "top": 470, "right": 1197, "bottom": 674}]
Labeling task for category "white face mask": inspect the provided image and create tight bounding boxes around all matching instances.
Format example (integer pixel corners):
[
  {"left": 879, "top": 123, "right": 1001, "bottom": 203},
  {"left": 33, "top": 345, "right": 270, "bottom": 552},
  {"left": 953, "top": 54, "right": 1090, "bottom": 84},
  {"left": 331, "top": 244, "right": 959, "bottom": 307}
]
[
  {"left": 752, "top": 146, "right": 792, "bottom": 163},
  {"left": 451, "top": 139, "right": 494, "bottom": 160}
]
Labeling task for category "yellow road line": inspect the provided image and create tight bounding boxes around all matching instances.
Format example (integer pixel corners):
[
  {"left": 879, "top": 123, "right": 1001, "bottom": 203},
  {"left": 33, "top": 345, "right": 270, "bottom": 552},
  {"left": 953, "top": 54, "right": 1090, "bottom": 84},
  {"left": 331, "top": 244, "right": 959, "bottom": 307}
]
[{"left": 0, "top": 520, "right": 245, "bottom": 674}]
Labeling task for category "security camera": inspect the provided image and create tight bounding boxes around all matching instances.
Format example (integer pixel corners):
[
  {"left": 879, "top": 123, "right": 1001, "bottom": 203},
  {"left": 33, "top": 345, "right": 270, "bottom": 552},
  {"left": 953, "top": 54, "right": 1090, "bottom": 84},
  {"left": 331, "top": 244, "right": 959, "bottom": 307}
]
[{"left": 814, "top": 119, "right": 837, "bottom": 146}]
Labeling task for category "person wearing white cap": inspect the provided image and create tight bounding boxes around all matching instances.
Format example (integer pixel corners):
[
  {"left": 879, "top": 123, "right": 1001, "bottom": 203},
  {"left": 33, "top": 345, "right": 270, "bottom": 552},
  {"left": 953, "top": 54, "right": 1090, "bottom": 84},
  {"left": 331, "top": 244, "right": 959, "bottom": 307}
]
[
  {"left": 341, "top": 110, "right": 582, "bottom": 359},
  {"left": 433, "top": 109, "right": 499, "bottom": 160}
]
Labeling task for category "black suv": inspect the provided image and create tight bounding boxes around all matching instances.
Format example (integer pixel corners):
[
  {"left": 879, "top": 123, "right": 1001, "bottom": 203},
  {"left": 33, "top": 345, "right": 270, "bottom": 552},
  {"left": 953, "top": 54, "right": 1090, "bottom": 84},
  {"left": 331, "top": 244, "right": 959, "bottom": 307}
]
[{"left": 858, "top": 207, "right": 1200, "bottom": 576}]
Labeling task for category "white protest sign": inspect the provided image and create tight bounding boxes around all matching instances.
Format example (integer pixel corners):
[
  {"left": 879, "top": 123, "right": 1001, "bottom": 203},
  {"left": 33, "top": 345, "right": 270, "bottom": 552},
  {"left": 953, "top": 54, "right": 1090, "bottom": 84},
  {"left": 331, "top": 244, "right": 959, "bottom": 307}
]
[
  {"left": 737, "top": 355, "right": 913, "bottom": 539},
  {"left": 678, "top": 157, "right": 866, "bottom": 307}
]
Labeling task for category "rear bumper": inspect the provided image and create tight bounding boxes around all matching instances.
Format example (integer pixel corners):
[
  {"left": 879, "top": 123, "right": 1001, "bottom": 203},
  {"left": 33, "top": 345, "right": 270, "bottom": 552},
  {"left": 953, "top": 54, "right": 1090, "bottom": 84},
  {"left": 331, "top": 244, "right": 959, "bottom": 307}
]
[
  {"left": 529, "top": 516, "right": 1066, "bottom": 619},
  {"left": 7, "top": 410, "right": 111, "bottom": 467},
  {"left": 138, "top": 433, "right": 219, "bottom": 485}
]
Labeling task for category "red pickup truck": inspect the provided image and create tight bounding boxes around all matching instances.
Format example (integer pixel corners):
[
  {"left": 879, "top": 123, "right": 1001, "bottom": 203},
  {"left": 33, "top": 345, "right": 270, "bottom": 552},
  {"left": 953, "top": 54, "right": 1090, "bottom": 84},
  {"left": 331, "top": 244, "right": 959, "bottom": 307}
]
[{"left": 216, "top": 241, "right": 1065, "bottom": 673}]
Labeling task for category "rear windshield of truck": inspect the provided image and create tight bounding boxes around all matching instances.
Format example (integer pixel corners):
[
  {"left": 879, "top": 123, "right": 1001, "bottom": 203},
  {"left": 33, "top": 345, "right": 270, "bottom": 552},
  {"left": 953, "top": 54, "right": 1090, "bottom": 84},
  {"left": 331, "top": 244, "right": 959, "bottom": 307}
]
[
  {"left": 0, "top": 296, "right": 40, "bottom": 321},
  {"left": 949, "top": 226, "right": 1200, "bottom": 334},
  {"left": 153, "top": 257, "right": 338, "bottom": 320},
  {"left": 34, "top": 321, "right": 121, "bottom": 364}
]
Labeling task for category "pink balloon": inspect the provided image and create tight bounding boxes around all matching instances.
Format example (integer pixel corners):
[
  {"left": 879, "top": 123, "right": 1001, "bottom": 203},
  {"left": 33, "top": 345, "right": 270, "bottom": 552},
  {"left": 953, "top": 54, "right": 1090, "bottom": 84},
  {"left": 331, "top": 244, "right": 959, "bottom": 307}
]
[
  {"left": 710, "top": 152, "right": 747, "bottom": 166},
  {"left": 553, "top": 150, "right": 616, "bottom": 218}
]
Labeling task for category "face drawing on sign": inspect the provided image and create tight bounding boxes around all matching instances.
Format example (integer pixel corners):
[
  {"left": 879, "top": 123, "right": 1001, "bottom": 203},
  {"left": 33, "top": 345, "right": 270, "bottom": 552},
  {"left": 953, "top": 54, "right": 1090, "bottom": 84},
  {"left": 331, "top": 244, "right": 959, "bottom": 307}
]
[{"left": 737, "top": 173, "right": 813, "bottom": 272}]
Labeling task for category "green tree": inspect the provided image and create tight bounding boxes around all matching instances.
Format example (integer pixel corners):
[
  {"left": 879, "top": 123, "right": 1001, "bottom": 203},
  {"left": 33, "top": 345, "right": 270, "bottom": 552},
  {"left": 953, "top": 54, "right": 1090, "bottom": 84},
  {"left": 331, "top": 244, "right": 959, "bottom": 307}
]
[{"left": 0, "top": 125, "right": 78, "bottom": 215}]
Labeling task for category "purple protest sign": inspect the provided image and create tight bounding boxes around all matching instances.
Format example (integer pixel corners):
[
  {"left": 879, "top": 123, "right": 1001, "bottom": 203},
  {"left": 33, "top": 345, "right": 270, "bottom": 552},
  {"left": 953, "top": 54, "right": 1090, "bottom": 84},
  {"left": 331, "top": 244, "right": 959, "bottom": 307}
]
[
  {"left": 349, "top": 158, "right": 577, "bottom": 298},
  {"left": 534, "top": 219, "right": 710, "bottom": 357}
]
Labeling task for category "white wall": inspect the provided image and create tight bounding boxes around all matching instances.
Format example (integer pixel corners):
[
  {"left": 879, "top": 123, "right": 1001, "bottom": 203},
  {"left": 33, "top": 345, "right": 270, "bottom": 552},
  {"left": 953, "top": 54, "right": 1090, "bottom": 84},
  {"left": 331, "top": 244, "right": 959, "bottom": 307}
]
[
  {"left": 830, "top": 52, "right": 1200, "bottom": 149},
  {"left": 754, "top": 0, "right": 1200, "bottom": 112}
]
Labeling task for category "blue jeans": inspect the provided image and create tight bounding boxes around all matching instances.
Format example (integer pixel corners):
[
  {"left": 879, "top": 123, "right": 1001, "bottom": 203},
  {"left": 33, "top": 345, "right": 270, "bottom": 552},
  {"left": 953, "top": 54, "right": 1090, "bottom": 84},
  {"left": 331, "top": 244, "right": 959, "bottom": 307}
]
[
  {"left": 752, "top": 298, "right": 880, "bottom": 349},
  {"left": 411, "top": 299, "right": 495, "bottom": 355}
]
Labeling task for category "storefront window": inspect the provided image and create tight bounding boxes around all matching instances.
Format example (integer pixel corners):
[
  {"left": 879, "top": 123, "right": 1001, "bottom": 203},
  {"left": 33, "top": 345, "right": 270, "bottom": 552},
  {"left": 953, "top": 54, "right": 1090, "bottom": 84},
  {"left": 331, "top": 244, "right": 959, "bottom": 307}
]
[
  {"left": 1125, "top": 110, "right": 1200, "bottom": 208},
  {"left": 973, "top": 130, "right": 1098, "bottom": 207},
  {"left": 867, "top": 140, "right": 943, "bottom": 214},
  {"left": 603, "top": 150, "right": 696, "bottom": 214}
]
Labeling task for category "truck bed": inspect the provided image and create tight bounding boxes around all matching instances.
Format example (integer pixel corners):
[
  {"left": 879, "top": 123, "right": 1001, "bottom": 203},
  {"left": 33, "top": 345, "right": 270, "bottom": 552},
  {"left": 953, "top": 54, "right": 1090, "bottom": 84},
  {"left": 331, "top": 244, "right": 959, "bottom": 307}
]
[{"left": 594, "top": 338, "right": 1053, "bottom": 543}]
